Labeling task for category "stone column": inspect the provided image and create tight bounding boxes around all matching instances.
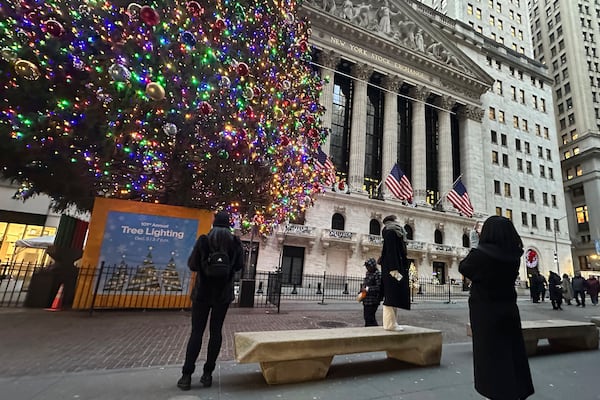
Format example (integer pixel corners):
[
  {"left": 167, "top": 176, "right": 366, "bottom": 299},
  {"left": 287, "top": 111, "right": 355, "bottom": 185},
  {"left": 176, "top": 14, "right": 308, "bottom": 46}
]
[
  {"left": 457, "top": 105, "right": 485, "bottom": 214},
  {"left": 437, "top": 95, "right": 456, "bottom": 207},
  {"left": 318, "top": 50, "right": 341, "bottom": 154},
  {"left": 410, "top": 85, "right": 430, "bottom": 204},
  {"left": 381, "top": 75, "right": 403, "bottom": 196},
  {"left": 348, "top": 63, "right": 373, "bottom": 192}
]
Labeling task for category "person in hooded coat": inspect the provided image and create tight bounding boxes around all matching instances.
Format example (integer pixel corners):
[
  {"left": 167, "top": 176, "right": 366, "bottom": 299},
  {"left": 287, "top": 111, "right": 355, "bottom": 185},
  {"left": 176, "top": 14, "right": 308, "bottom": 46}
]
[
  {"left": 379, "top": 214, "right": 410, "bottom": 331},
  {"left": 459, "top": 216, "right": 534, "bottom": 400},
  {"left": 548, "top": 271, "right": 563, "bottom": 310}
]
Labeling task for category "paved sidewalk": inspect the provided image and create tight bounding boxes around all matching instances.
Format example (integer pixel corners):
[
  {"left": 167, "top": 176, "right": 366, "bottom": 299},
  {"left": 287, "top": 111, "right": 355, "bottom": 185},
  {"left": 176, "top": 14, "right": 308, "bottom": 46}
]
[{"left": 1, "top": 299, "right": 599, "bottom": 399}]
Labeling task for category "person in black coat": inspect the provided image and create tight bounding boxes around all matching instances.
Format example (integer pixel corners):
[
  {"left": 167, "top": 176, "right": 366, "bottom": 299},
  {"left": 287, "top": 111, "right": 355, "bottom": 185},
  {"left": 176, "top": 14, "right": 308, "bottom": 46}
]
[
  {"left": 177, "top": 211, "right": 243, "bottom": 391},
  {"left": 548, "top": 271, "right": 563, "bottom": 310},
  {"left": 379, "top": 215, "right": 410, "bottom": 331},
  {"left": 361, "top": 257, "right": 382, "bottom": 326},
  {"left": 459, "top": 216, "right": 534, "bottom": 400}
]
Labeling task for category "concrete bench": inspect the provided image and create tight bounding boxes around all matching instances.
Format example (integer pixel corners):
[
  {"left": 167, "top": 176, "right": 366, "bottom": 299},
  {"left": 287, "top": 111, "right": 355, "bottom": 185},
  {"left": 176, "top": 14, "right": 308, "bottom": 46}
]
[
  {"left": 592, "top": 317, "right": 600, "bottom": 328},
  {"left": 467, "top": 319, "right": 599, "bottom": 356},
  {"left": 234, "top": 326, "right": 442, "bottom": 384}
]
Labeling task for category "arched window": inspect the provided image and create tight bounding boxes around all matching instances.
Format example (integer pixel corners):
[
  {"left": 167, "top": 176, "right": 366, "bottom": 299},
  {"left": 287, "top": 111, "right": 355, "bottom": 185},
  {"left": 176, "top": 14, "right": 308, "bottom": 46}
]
[
  {"left": 462, "top": 233, "right": 470, "bottom": 248},
  {"left": 369, "top": 219, "right": 381, "bottom": 235},
  {"left": 332, "top": 213, "right": 345, "bottom": 230},
  {"left": 404, "top": 225, "right": 414, "bottom": 240},
  {"left": 434, "top": 229, "right": 443, "bottom": 244}
]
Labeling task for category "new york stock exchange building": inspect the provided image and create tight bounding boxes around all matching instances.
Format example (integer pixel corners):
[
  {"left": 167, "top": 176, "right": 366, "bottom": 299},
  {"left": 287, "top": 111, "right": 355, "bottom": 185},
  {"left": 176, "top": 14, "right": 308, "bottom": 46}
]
[{"left": 244, "top": 0, "right": 572, "bottom": 287}]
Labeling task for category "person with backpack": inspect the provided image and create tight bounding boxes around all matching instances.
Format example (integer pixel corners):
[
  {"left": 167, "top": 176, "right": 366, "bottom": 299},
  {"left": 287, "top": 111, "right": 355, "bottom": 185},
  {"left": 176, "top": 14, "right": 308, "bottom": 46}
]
[
  {"left": 177, "top": 211, "right": 243, "bottom": 391},
  {"left": 360, "top": 257, "right": 382, "bottom": 326}
]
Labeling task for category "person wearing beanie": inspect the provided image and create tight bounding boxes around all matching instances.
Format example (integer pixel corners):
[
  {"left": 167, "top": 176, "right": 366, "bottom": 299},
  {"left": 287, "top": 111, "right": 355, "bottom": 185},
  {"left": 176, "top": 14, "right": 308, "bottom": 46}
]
[
  {"left": 178, "top": 211, "right": 243, "bottom": 391},
  {"left": 379, "top": 214, "right": 410, "bottom": 331},
  {"left": 360, "top": 257, "right": 382, "bottom": 326}
]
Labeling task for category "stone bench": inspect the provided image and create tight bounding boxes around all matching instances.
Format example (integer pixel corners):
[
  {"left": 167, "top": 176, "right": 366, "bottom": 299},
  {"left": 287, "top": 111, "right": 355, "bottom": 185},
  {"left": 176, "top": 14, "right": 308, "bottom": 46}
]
[
  {"left": 467, "top": 319, "right": 599, "bottom": 356},
  {"left": 234, "top": 326, "right": 442, "bottom": 384},
  {"left": 592, "top": 317, "right": 600, "bottom": 328}
]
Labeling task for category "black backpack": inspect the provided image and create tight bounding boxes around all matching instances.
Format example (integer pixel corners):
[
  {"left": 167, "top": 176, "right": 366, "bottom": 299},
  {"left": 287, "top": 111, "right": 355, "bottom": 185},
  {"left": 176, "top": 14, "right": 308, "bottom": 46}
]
[{"left": 199, "top": 235, "right": 232, "bottom": 280}]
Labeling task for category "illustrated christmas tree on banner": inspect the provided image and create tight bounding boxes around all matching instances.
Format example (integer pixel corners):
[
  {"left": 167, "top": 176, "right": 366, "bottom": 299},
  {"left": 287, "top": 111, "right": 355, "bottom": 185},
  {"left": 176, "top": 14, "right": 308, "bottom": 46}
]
[
  {"left": 0, "top": 0, "right": 329, "bottom": 234},
  {"left": 103, "top": 255, "right": 130, "bottom": 291},
  {"left": 161, "top": 253, "right": 183, "bottom": 291},
  {"left": 127, "top": 247, "right": 161, "bottom": 291}
]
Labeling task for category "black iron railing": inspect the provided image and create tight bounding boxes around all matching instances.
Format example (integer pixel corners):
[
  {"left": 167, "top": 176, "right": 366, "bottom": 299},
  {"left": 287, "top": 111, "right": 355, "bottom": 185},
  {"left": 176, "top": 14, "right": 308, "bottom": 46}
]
[{"left": 0, "top": 262, "right": 472, "bottom": 311}]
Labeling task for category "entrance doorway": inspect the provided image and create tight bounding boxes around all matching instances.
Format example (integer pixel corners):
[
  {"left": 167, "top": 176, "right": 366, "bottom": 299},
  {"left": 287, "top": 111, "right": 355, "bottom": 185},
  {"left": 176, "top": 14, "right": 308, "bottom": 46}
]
[{"left": 433, "top": 262, "right": 446, "bottom": 284}]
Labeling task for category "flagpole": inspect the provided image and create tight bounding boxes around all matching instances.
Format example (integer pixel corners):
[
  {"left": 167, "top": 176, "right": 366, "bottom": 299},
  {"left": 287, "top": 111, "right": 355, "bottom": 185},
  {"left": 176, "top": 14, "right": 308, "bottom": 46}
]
[{"left": 434, "top": 173, "right": 463, "bottom": 208}]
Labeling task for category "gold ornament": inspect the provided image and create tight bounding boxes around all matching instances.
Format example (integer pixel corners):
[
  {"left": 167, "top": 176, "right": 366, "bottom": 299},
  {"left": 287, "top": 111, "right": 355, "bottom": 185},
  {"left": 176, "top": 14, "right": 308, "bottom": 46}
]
[
  {"left": 145, "top": 82, "right": 165, "bottom": 100},
  {"left": 14, "top": 59, "right": 40, "bottom": 80}
]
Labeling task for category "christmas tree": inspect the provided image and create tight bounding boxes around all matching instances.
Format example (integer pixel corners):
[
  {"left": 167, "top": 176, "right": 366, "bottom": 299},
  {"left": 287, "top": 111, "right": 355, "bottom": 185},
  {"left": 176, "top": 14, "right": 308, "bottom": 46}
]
[
  {"left": 0, "top": 0, "right": 328, "bottom": 233},
  {"left": 161, "top": 254, "right": 183, "bottom": 291},
  {"left": 127, "top": 248, "right": 161, "bottom": 291}
]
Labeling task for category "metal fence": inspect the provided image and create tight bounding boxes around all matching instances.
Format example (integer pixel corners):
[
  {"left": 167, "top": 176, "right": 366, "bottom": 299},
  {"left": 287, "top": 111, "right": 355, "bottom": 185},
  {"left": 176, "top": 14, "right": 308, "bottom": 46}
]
[{"left": 0, "top": 262, "right": 471, "bottom": 311}]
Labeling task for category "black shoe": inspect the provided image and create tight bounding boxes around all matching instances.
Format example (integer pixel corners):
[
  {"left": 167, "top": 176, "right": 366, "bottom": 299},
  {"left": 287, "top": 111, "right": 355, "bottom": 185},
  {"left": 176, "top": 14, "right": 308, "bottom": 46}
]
[
  {"left": 177, "top": 374, "right": 191, "bottom": 391},
  {"left": 558, "top": 307, "right": 563, "bottom": 310},
  {"left": 200, "top": 374, "right": 212, "bottom": 387}
]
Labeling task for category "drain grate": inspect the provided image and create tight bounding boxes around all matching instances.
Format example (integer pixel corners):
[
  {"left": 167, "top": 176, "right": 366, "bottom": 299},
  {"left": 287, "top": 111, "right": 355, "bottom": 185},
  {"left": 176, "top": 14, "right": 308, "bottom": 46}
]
[{"left": 317, "top": 320, "right": 347, "bottom": 328}]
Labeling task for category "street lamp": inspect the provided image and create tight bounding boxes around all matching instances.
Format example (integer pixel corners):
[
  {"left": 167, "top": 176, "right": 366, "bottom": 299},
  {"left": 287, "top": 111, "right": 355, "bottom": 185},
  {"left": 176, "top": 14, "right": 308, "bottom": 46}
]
[{"left": 553, "top": 215, "right": 568, "bottom": 275}]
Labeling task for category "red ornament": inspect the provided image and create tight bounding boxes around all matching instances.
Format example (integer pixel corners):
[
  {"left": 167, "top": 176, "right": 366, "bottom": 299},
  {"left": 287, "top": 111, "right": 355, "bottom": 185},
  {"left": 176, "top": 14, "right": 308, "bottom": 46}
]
[
  {"left": 298, "top": 40, "right": 308, "bottom": 52},
  {"left": 199, "top": 101, "right": 213, "bottom": 115},
  {"left": 281, "top": 136, "right": 290, "bottom": 146},
  {"left": 186, "top": 1, "right": 204, "bottom": 17},
  {"left": 26, "top": 12, "right": 41, "bottom": 25},
  {"left": 308, "top": 128, "right": 319, "bottom": 138},
  {"left": 236, "top": 62, "right": 249, "bottom": 76},
  {"left": 238, "top": 128, "right": 247, "bottom": 141},
  {"left": 44, "top": 19, "right": 65, "bottom": 37},
  {"left": 306, "top": 115, "right": 315, "bottom": 124},
  {"left": 214, "top": 18, "right": 226, "bottom": 31},
  {"left": 140, "top": 6, "right": 160, "bottom": 26},
  {"left": 253, "top": 87, "right": 261, "bottom": 98},
  {"left": 245, "top": 106, "right": 255, "bottom": 119}
]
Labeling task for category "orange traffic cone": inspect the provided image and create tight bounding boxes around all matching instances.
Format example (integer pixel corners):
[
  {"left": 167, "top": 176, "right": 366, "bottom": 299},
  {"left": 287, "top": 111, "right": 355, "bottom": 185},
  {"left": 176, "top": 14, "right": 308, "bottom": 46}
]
[{"left": 45, "top": 284, "right": 64, "bottom": 312}]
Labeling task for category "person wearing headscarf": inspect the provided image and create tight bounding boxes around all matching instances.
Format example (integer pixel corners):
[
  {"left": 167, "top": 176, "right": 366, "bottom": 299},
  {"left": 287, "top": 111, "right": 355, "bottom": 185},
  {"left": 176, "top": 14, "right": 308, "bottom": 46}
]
[
  {"left": 561, "top": 273, "right": 574, "bottom": 305},
  {"left": 459, "top": 216, "right": 534, "bottom": 400},
  {"left": 378, "top": 215, "right": 410, "bottom": 331}
]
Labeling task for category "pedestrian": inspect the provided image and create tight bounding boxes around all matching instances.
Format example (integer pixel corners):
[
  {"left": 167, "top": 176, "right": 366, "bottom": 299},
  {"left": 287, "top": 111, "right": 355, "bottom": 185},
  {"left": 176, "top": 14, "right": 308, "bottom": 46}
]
[
  {"left": 360, "top": 257, "right": 382, "bottom": 326},
  {"left": 459, "top": 216, "right": 534, "bottom": 400},
  {"left": 561, "top": 273, "right": 574, "bottom": 305},
  {"left": 548, "top": 271, "right": 563, "bottom": 310},
  {"left": 379, "top": 214, "right": 410, "bottom": 331},
  {"left": 529, "top": 272, "right": 541, "bottom": 303},
  {"left": 539, "top": 273, "right": 548, "bottom": 302},
  {"left": 586, "top": 275, "right": 599, "bottom": 306},
  {"left": 572, "top": 271, "right": 587, "bottom": 307},
  {"left": 177, "top": 211, "right": 244, "bottom": 391}
]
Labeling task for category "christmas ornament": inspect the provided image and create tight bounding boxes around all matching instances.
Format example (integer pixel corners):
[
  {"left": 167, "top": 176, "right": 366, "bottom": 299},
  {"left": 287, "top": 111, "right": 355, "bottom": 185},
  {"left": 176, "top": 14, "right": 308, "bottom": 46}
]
[
  {"left": 162, "top": 123, "right": 178, "bottom": 136},
  {"left": 1, "top": 48, "right": 18, "bottom": 62},
  {"left": 44, "top": 19, "right": 65, "bottom": 37},
  {"left": 140, "top": 5, "right": 160, "bottom": 26},
  {"left": 218, "top": 149, "right": 229, "bottom": 159},
  {"left": 199, "top": 101, "right": 213, "bottom": 115},
  {"left": 145, "top": 82, "right": 165, "bottom": 100},
  {"left": 126, "top": 3, "right": 142, "bottom": 20},
  {"left": 236, "top": 62, "right": 249, "bottom": 76},
  {"left": 214, "top": 18, "right": 226, "bottom": 31},
  {"left": 180, "top": 31, "right": 196, "bottom": 46},
  {"left": 219, "top": 76, "right": 231, "bottom": 88},
  {"left": 186, "top": 1, "right": 204, "bottom": 17},
  {"left": 14, "top": 59, "right": 40, "bottom": 80},
  {"left": 108, "top": 63, "right": 131, "bottom": 81}
]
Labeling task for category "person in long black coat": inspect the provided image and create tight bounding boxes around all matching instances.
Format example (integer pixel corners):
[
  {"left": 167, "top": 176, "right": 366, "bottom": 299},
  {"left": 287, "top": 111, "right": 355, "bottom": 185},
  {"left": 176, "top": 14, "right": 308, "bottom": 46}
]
[
  {"left": 177, "top": 211, "right": 244, "bottom": 391},
  {"left": 459, "top": 216, "right": 534, "bottom": 400},
  {"left": 379, "top": 215, "right": 410, "bottom": 331},
  {"left": 548, "top": 271, "right": 563, "bottom": 310}
]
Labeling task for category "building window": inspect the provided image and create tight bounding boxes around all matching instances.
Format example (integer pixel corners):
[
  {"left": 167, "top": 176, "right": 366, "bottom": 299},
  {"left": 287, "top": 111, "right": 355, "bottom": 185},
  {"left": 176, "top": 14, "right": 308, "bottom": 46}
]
[
  {"left": 489, "top": 107, "right": 496, "bottom": 120},
  {"left": 517, "top": 158, "right": 523, "bottom": 171},
  {"left": 524, "top": 142, "right": 530, "bottom": 154},
  {"left": 566, "top": 168, "right": 574, "bottom": 180},
  {"left": 529, "top": 189, "right": 535, "bottom": 203},
  {"left": 491, "top": 130, "right": 498, "bottom": 143},
  {"left": 498, "top": 110, "right": 505, "bottom": 123},
  {"left": 496, "top": 207, "right": 502, "bottom": 216},
  {"left": 543, "top": 192, "right": 548, "bottom": 205},
  {"left": 575, "top": 205, "right": 589, "bottom": 230},
  {"left": 531, "top": 214, "right": 537, "bottom": 228},
  {"left": 281, "top": 246, "right": 305, "bottom": 285},
  {"left": 519, "top": 186, "right": 526, "bottom": 200},
  {"left": 492, "top": 151, "right": 499, "bottom": 164},
  {"left": 526, "top": 161, "right": 532, "bottom": 174},
  {"left": 515, "top": 138, "right": 521, "bottom": 151},
  {"left": 501, "top": 133, "right": 507, "bottom": 146},
  {"left": 494, "top": 180, "right": 501, "bottom": 194},
  {"left": 545, "top": 217, "right": 552, "bottom": 231},
  {"left": 506, "top": 209, "right": 513, "bottom": 221},
  {"left": 502, "top": 154, "right": 509, "bottom": 167},
  {"left": 513, "top": 116, "right": 519, "bottom": 128},
  {"left": 369, "top": 219, "right": 381, "bottom": 235},
  {"left": 551, "top": 194, "right": 557, "bottom": 207},
  {"left": 540, "top": 165, "right": 545, "bottom": 178},
  {"left": 576, "top": 165, "right": 583, "bottom": 176},
  {"left": 332, "top": 213, "right": 345, "bottom": 230},
  {"left": 504, "top": 182, "right": 511, "bottom": 197},
  {"left": 546, "top": 149, "right": 552, "bottom": 160},
  {"left": 522, "top": 212, "right": 528, "bottom": 226}
]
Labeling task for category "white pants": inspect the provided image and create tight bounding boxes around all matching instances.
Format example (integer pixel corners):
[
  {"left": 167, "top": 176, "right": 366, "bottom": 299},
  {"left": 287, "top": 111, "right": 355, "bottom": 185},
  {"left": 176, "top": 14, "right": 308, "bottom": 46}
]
[{"left": 382, "top": 305, "right": 400, "bottom": 330}]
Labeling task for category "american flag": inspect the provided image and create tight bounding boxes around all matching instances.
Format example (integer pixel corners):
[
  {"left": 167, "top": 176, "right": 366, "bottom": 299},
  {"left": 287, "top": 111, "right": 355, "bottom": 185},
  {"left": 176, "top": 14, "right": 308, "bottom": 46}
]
[
  {"left": 384, "top": 164, "right": 413, "bottom": 202},
  {"left": 447, "top": 178, "right": 474, "bottom": 217},
  {"left": 315, "top": 147, "right": 336, "bottom": 186}
]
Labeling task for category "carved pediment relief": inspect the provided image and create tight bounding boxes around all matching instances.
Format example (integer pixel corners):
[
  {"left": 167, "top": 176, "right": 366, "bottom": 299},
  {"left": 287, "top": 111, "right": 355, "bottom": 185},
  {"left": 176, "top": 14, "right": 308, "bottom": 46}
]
[{"left": 306, "top": 0, "right": 472, "bottom": 74}]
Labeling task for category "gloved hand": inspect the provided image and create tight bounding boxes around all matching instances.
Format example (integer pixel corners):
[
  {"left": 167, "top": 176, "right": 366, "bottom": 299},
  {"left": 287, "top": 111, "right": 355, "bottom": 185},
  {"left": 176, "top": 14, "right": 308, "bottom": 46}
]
[{"left": 390, "top": 270, "right": 403, "bottom": 281}]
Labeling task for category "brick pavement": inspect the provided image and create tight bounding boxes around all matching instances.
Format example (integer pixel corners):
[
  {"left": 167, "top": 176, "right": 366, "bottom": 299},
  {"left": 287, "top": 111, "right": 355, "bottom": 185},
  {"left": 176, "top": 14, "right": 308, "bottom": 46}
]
[{"left": 0, "top": 299, "right": 596, "bottom": 378}]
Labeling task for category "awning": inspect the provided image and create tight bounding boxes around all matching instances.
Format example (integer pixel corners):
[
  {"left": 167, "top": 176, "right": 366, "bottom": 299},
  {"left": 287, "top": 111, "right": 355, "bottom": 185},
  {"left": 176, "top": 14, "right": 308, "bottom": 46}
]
[{"left": 14, "top": 235, "right": 56, "bottom": 249}]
